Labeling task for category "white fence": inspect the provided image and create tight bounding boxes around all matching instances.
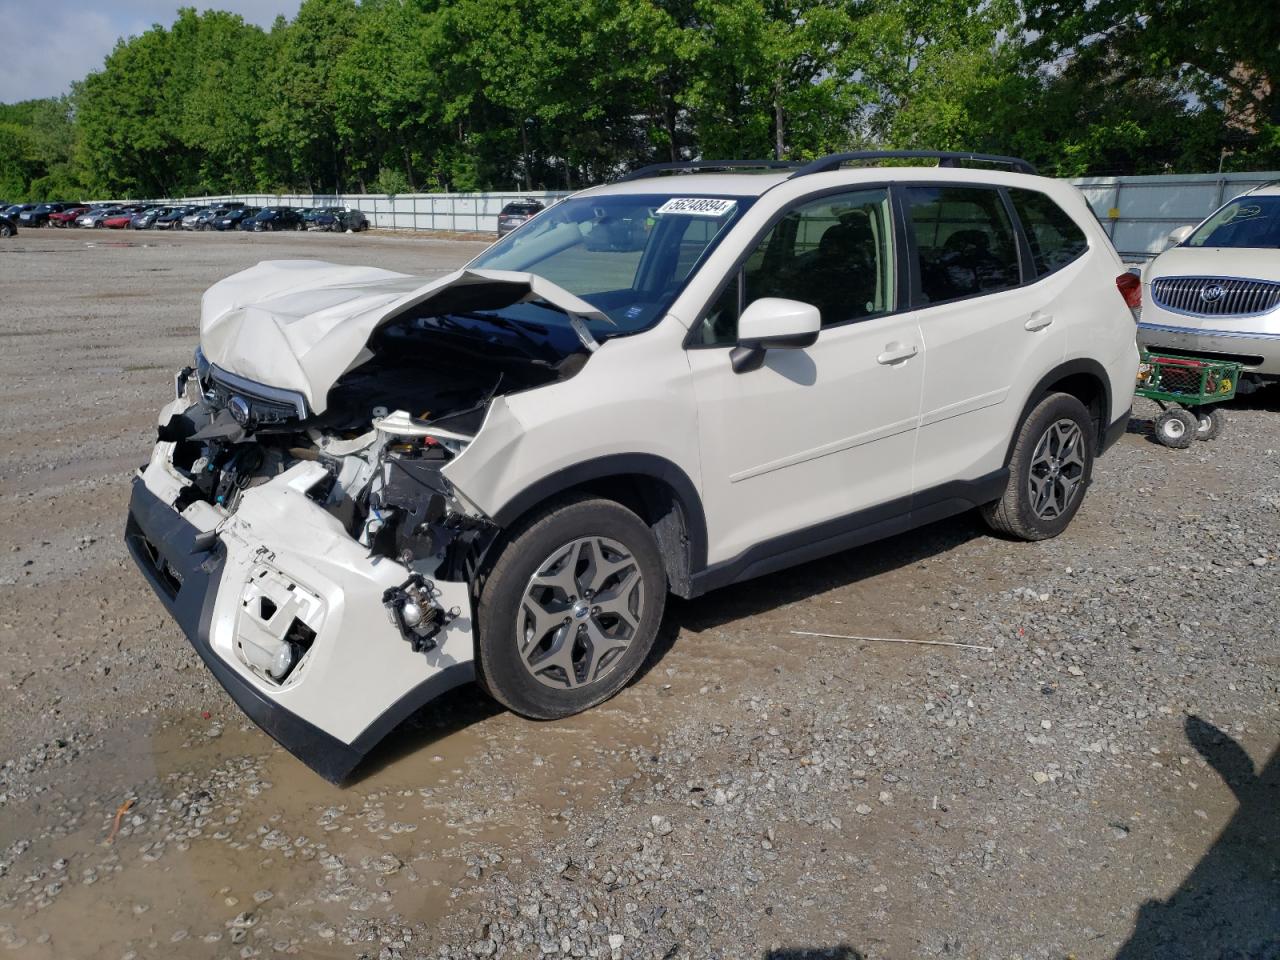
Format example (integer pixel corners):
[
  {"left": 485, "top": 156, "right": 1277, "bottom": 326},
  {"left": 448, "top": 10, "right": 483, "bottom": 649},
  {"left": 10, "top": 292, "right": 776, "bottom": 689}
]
[
  {"left": 150, "top": 170, "right": 1279, "bottom": 258},
  {"left": 166, "top": 190, "right": 570, "bottom": 234}
]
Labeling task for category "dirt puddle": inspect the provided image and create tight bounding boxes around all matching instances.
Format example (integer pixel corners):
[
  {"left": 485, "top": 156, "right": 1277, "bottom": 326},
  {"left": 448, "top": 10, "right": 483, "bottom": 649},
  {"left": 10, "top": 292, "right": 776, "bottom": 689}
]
[{"left": 0, "top": 688, "right": 659, "bottom": 958}]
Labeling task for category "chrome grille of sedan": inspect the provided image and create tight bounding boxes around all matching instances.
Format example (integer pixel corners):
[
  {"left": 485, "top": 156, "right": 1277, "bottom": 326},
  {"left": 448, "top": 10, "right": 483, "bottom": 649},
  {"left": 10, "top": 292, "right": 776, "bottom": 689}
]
[{"left": 1151, "top": 276, "right": 1280, "bottom": 317}]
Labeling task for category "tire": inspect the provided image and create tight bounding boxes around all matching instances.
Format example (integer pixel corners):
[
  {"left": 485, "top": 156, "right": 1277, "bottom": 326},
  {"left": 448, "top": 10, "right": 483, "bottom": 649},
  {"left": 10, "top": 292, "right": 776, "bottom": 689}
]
[
  {"left": 1153, "top": 408, "right": 1197, "bottom": 448},
  {"left": 475, "top": 496, "right": 666, "bottom": 720},
  {"left": 1194, "top": 407, "right": 1225, "bottom": 442},
  {"left": 0, "top": 223, "right": 12, "bottom": 238},
  {"left": 982, "top": 392, "right": 1096, "bottom": 541}
]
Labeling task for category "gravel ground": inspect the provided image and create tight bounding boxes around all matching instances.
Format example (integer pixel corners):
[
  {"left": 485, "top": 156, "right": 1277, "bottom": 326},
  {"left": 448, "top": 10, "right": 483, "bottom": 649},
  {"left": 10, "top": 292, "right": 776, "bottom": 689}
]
[{"left": 0, "top": 230, "right": 1277, "bottom": 960}]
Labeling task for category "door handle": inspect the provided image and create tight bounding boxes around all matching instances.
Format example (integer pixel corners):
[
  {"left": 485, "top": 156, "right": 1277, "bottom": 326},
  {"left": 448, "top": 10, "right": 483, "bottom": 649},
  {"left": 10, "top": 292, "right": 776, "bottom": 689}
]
[
  {"left": 876, "top": 343, "right": 919, "bottom": 365},
  {"left": 1025, "top": 312, "right": 1054, "bottom": 332}
]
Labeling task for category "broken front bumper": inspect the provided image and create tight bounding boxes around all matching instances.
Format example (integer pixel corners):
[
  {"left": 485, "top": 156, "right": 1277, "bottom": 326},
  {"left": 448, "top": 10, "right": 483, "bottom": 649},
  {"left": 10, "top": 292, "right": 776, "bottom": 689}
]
[{"left": 125, "top": 444, "right": 476, "bottom": 783}]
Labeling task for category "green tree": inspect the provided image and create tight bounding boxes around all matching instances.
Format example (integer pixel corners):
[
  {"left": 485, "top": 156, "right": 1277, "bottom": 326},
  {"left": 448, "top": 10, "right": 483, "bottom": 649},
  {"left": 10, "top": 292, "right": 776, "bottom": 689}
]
[{"left": 260, "top": 0, "right": 360, "bottom": 192}]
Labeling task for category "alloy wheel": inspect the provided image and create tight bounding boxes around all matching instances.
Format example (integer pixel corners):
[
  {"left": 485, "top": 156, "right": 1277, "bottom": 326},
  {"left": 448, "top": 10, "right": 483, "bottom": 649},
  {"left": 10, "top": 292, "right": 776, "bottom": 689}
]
[
  {"left": 1027, "top": 418, "right": 1086, "bottom": 520},
  {"left": 515, "top": 536, "right": 644, "bottom": 690}
]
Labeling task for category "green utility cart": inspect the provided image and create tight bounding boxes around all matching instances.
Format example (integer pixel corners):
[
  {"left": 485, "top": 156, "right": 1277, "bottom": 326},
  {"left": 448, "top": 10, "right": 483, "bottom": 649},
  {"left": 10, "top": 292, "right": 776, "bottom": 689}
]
[{"left": 1135, "top": 351, "right": 1241, "bottom": 448}]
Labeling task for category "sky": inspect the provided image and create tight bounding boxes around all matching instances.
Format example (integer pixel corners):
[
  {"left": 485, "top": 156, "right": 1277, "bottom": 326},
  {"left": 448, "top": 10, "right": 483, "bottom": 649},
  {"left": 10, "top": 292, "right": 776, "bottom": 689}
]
[{"left": 0, "top": 1, "right": 301, "bottom": 103}]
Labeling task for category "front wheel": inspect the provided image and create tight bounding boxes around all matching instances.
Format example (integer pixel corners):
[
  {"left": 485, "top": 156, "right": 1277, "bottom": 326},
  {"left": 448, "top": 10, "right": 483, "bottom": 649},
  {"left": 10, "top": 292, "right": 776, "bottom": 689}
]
[
  {"left": 982, "top": 392, "right": 1096, "bottom": 541},
  {"left": 1154, "top": 408, "right": 1197, "bottom": 448},
  {"left": 476, "top": 497, "right": 665, "bottom": 719},
  {"left": 0, "top": 223, "right": 12, "bottom": 237}
]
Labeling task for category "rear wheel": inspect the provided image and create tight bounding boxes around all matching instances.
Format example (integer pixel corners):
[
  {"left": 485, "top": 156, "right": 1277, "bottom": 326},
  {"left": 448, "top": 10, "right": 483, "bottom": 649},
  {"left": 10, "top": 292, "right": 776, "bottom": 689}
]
[
  {"left": 1194, "top": 407, "right": 1225, "bottom": 442},
  {"left": 476, "top": 497, "right": 665, "bottom": 719},
  {"left": 982, "top": 392, "right": 1095, "bottom": 541},
  {"left": 0, "top": 222, "right": 12, "bottom": 237}
]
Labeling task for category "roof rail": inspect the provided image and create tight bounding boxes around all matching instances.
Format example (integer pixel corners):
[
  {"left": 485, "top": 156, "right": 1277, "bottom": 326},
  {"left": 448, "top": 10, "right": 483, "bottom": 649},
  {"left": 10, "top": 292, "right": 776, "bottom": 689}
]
[
  {"left": 616, "top": 159, "right": 801, "bottom": 182},
  {"left": 789, "top": 150, "right": 1038, "bottom": 178}
]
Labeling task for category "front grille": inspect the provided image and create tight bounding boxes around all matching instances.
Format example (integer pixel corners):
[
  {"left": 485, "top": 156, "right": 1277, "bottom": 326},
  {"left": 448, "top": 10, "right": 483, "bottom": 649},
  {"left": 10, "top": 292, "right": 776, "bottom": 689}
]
[{"left": 1151, "top": 276, "right": 1280, "bottom": 317}]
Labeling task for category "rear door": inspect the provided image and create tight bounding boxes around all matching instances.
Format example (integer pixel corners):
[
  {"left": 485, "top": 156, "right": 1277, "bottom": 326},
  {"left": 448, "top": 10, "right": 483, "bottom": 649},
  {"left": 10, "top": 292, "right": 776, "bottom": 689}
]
[{"left": 905, "top": 184, "right": 1067, "bottom": 492}]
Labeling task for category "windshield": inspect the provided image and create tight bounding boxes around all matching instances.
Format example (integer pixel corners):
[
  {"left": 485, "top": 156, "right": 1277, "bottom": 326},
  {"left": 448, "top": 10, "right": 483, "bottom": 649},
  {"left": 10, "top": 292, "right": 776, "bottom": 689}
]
[
  {"left": 1186, "top": 196, "right": 1280, "bottom": 249},
  {"left": 468, "top": 193, "right": 752, "bottom": 334}
]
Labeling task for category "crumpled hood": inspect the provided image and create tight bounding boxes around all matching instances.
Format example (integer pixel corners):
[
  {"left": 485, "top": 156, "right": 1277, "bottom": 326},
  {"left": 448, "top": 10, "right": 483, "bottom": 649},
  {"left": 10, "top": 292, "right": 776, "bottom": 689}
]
[{"left": 199, "top": 260, "right": 609, "bottom": 414}]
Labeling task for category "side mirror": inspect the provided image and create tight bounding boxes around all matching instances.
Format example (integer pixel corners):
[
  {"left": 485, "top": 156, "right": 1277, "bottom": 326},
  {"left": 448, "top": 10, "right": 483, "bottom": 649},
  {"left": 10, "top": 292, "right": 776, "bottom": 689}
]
[
  {"left": 731, "top": 298, "right": 821, "bottom": 374},
  {"left": 1167, "top": 225, "right": 1194, "bottom": 248}
]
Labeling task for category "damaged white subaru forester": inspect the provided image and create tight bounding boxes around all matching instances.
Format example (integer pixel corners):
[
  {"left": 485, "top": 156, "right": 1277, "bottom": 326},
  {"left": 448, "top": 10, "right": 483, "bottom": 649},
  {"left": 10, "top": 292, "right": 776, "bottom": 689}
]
[{"left": 127, "top": 152, "right": 1140, "bottom": 782}]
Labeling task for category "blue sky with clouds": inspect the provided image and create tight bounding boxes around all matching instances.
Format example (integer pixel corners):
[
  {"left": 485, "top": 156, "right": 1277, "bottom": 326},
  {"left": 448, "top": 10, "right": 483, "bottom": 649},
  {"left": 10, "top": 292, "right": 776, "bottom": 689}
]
[{"left": 0, "top": 1, "right": 301, "bottom": 103}]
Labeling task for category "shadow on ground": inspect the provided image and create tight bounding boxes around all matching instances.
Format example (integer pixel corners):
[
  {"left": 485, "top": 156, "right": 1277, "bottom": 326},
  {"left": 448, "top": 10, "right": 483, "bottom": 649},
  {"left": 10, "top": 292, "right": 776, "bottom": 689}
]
[
  {"left": 666, "top": 511, "right": 985, "bottom": 638},
  {"left": 358, "top": 511, "right": 985, "bottom": 782},
  {"left": 1115, "top": 715, "right": 1280, "bottom": 960},
  {"left": 765, "top": 948, "right": 864, "bottom": 960}
]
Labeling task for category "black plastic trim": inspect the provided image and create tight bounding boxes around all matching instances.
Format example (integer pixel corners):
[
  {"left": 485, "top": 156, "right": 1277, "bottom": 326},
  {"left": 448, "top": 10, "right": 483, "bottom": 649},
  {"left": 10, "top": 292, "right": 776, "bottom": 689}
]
[
  {"left": 789, "top": 150, "right": 1037, "bottom": 178},
  {"left": 1102, "top": 407, "right": 1131, "bottom": 453},
  {"left": 688, "top": 469, "right": 1008, "bottom": 597},
  {"left": 489, "top": 453, "right": 710, "bottom": 574}
]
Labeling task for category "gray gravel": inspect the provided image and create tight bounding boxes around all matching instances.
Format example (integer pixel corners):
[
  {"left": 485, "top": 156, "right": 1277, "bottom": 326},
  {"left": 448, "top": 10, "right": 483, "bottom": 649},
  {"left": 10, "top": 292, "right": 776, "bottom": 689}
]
[{"left": 1, "top": 231, "right": 1277, "bottom": 959}]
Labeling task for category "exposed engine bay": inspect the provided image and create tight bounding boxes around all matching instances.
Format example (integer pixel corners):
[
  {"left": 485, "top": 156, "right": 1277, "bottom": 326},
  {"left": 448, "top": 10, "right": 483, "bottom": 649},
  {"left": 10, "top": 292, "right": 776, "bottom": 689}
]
[{"left": 158, "top": 296, "right": 589, "bottom": 666}]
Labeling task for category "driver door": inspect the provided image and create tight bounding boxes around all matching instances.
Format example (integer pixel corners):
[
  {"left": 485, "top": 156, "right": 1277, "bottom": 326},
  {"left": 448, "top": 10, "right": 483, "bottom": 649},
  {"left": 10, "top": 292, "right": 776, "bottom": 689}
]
[{"left": 685, "top": 187, "right": 925, "bottom": 572}]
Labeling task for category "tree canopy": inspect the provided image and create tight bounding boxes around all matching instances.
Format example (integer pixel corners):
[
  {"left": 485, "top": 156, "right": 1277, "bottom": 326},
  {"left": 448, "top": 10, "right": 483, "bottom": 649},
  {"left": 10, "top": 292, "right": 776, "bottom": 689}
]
[{"left": 1, "top": 0, "right": 1276, "bottom": 201}]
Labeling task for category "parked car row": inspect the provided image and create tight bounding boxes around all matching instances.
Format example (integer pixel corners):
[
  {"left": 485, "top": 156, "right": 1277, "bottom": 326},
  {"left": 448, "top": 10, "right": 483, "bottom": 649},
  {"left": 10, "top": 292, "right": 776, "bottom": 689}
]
[{"left": 0, "top": 201, "right": 370, "bottom": 233}]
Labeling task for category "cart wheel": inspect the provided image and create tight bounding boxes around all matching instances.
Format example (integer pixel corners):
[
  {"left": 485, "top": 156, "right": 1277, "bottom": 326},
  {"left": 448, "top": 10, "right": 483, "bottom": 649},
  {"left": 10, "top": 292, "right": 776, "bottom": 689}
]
[
  {"left": 1194, "top": 407, "right": 1225, "bottom": 442},
  {"left": 1153, "top": 408, "right": 1197, "bottom": 448}
]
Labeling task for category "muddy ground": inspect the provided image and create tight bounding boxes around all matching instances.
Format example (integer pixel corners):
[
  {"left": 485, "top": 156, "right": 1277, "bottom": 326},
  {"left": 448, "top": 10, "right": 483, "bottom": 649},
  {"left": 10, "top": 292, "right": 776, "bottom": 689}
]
[{"left": 0, "top": 229, "right": 1276, "bottom": 960}]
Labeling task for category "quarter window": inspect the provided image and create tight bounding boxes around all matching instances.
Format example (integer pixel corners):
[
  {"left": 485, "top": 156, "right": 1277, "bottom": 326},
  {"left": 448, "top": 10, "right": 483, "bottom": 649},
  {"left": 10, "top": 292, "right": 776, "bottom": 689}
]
[
  {"left": 1009, "top": 188, "right": 1088, "bottom": 276},
  {"left": 694, "top": 188, "right": 895, "bottom": 344},
  {"left": 905, "top": 186, "right": 1020, "bottom": 304}
]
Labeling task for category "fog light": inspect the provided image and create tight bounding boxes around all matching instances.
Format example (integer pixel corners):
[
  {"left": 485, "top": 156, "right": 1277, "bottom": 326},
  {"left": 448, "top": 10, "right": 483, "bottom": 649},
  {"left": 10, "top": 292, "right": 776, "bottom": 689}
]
[{"left": 269, "top": 643, "right": 295, "bottom": 680}]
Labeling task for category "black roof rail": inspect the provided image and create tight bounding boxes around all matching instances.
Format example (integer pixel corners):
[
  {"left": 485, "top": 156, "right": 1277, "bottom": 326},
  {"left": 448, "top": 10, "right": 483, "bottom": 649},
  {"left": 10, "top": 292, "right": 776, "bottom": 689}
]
[
  {"left": 616, "top": 159, "right": 801, "bottom": 182},
  {"left": 789, "top": 150, "right": 1038, "bottom": 178}
]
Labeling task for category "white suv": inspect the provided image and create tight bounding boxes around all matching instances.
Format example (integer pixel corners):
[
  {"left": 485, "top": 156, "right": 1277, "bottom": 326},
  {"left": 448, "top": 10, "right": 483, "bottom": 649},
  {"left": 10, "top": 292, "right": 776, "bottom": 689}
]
[
  {"left": 1139, "top": 183, "right": 1280, "bottom": 383},
  {"left": 126, "top": 151, "right": 1139, "bottom": 781}
]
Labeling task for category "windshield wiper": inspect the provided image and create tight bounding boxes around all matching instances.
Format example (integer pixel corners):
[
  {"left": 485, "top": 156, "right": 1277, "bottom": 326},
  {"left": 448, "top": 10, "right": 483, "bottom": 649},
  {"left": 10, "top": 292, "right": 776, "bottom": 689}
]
[{"left": 527, "top": 296, "right": 606, "bottom": 352}]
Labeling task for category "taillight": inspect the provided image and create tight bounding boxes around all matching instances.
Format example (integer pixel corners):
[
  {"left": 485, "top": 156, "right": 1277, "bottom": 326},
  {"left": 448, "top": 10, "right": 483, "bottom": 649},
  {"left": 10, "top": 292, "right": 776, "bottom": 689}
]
[{"left": 1116, "top": 272, "right": 1141, "bottom": 311}]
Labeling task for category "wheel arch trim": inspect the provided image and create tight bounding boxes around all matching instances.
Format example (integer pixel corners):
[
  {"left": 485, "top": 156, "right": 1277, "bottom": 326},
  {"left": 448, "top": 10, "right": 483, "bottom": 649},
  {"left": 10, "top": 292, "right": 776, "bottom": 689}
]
[
  {"left": 487, "top": 453, "right": 709, "bottom": 580},
  {"left": 1007, "top": 358, "right": 1114, "bottom": 462}
]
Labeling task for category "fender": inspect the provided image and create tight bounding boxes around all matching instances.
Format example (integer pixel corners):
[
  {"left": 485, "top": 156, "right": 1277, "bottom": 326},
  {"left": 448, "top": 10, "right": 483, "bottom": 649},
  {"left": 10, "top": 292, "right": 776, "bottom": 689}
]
[
  {"left": 488, "top": 452, "right": 709, "bottom": 574},
  {"left": 1006, "top": 357, "right": 1114, "bottom": 463}
]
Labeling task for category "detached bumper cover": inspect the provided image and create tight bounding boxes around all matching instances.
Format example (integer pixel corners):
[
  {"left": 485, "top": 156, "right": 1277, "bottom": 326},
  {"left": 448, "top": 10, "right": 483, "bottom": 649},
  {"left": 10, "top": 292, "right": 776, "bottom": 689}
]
[{"left": 125, "top": 479, "right": 474, "bottom": 783}]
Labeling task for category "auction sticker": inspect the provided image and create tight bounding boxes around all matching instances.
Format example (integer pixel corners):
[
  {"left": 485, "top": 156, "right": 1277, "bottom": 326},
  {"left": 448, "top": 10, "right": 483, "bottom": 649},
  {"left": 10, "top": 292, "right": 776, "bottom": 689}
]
[{"left": 655, "top": 198, "right": 737, "bottom": 217}]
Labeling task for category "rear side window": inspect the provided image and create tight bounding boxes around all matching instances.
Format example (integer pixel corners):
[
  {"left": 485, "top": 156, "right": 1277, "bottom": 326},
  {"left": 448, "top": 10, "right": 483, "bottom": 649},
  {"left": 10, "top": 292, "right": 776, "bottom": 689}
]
[
  {"left": 1009, "top": 188, "right": 1088, "bottom": 276},
  {"left": 905, "top": 186, "right": 1020, "bottom": 304}
]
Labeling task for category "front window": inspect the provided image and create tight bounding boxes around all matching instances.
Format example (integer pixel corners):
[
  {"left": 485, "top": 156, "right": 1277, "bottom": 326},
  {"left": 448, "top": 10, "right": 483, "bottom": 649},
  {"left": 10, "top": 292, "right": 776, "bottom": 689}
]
[
  {"left": 469, "top": 193, "right": 752, "bottom": 335},
  {"left": 1186, "top": 196, "right": 1280, "bottom": 249},
  {"left": 694, "top": 187, "right": 896, "bottom": 345}
]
